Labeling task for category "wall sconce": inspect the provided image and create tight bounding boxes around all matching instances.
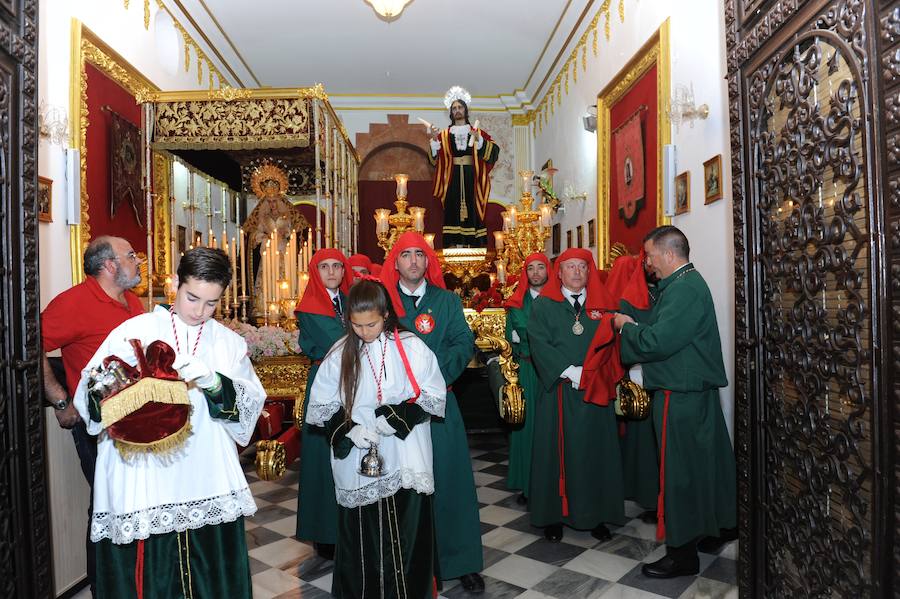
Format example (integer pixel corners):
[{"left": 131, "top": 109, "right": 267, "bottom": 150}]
[
  {"left": 364, "top": 0, "right": 413, "bottom": 22},
  {"left": 669, "top": 83, "right": 709, "bottom": 132},
  {"left": 39, "top": 100, "right": 68, "bottom": 146},
  {"left": 582, "top": 105, "right": 597, "bottom": 133},
  {"left": 561, "top": 182, "right": 588, "bottom": 207}
]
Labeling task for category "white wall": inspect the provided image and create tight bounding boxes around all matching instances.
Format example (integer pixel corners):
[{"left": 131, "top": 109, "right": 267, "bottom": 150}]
[
  {"left": 39, "top": 1, "right": 208, "bottom": 593},
  {"left": 532, "top": 0, "right": 735, "bottom": 437}
]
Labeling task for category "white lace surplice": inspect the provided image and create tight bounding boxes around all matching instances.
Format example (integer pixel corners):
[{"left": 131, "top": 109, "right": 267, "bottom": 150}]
[
  {"left": 73, "top": 306, "right": 267, "bottom": 544},
  {"left": 306, "top": 331, "right": 446, "bottom": 508}
]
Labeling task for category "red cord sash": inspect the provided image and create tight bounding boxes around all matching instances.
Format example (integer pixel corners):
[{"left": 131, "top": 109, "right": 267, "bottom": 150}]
[
  {"left": 393, "top": 328, "right": 421, "bottom": 402},
  {"left": 135, "top": 538, "right": 145, "bottom": 599},
  {"left": 656, "top": 390, "right": 671, "bottom": 541},
  {"left": 557, "top": 384, "right": 569, "bottom": 517}
]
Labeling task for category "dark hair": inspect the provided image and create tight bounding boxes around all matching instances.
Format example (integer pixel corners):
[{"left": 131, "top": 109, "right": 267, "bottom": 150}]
[
  {"left": 337, "top": 279, "right": 404, "bottom": 422},
  {"left": 644, "top": 225, "right": 690, "bottom": 260},
  {"left": 84, "top": 236, "right": 117, "bottom": 276},
  {"left": 448, "top": 99, "right": 470, "bottom": 125},
  {"left": 177, "top": 247, "right": 232, "bottom": 288}
]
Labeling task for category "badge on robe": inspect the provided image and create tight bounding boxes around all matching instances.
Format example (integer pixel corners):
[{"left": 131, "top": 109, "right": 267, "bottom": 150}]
[{"left": 414, "top": 313, "right": 435, "bottom": 334}]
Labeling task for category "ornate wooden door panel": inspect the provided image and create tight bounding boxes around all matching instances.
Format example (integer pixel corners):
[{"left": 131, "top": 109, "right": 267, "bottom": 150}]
[
  {"left": 0, "top": 1, "right": 49, "bottom": 598},
  {"left": 725, "top": 0, "right": 897, "bottom": 597}
]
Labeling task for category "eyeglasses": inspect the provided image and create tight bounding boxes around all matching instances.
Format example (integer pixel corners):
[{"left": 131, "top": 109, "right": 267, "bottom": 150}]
[{"left": 116, "top": 251, "right": 140, "bottom": 263}]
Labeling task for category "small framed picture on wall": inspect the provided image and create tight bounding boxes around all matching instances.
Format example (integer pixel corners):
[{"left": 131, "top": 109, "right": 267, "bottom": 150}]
[
  {"left": 588, "top": 219, "right": 596, "bottom": 247},
  {"left": 38, "top": 176, "right": 52, "bottom": 222},
  {"left": 552, "top": 223, "right": 561, "bottom": 255},
  {"left": 566, "top": 229, "right": 573, "bottom": 249},
  {"left": 703, "top": 155, "right": 723, "bottom": 204},
  {"left": 177, "top": 225, "right": 187, "bottom": 255},
  {"left": 675, "top": 171, "right": 690, "bottom": 215},
  {"left": 576, "top": 225, "right": 583, "bottom": 248}
]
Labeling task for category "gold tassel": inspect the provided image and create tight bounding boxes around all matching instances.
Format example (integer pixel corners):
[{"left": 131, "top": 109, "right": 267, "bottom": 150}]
[
  {"left": 101, "top": 378, "right": 190, "bottom": 428},
  {"left": 114, "top": 420, "right": 193, "bottom": 458}
]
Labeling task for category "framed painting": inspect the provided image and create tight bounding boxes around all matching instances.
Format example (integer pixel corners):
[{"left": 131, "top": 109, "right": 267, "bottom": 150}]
[
  {"left": 576, "top": 225, "right": 584, "bottom": 248},
  {"left": 703, "top": 154, "right": 723, "bottom": 204},
  {"left": 596, "top": 20, "right": 670, "bottom": 268},
  {"left": 588, "top": 219, "right": 596, "bottom": 247},
  {"left": 675, "top": 171, "right": 690, "bottom": 215},
  {"left": 552, "top": 223, "right": 561, "bottom": 255},
  {"left": 38, "top": 176, "right": 52, "bottom": 222},
  {"left": 566, "top": 229, "right": 573, "bottom": 249}
]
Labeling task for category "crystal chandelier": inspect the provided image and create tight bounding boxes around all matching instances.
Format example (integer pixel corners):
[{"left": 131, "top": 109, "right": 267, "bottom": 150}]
[{"left": 364, "top": 0, "right": 414, "bottom": 22}]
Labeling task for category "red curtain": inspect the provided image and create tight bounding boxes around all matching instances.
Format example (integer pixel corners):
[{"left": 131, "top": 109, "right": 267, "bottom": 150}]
[
  {"left": 84, "top": 63, "right": 147, "bottom": 253},
  {"left": 607, "top": 64, "right": 659, "bottom": 255}
]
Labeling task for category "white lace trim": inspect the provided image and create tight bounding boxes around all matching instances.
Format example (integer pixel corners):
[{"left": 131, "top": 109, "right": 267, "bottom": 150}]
[
  {"left": 335, "top": 468, "right": 434, "bottom": 508},
  {"left": 415, "top": 390, "right": 445, "bottom": 418},
  {"left": 229, "top": 378, "right": 266, "bottom": 445},
  {"left": 307, "top": 400, "right": 342, "bottom": 426},
  {"left": 90, "top": 487, "right": 257, "bottom": 544}
]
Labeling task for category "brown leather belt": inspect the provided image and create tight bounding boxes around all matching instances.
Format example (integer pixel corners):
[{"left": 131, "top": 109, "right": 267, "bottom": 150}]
[{"left": 452, "top": 156, "right": 474, "bottom": 166}]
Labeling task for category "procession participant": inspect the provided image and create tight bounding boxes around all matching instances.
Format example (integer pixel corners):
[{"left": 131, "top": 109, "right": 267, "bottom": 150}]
[
  {"left": 615, "top": 225, "right": 736, "bottom": 578},
  {"left": 307, "top": 278, "right": 446, "bottom": 598},
  {"left": 295, "top": 248, "right": 354, "bottom": 559},
  {"left": 348, "top": 253, "right": 373, "bottom": 278},
  {"left": 503, "top": 252, "right": 551, "bottom": 503},
  {"left": 379, "top": 231, "right": 485, "bottom": 593},
  {"left": 73, "top": 247, "right": 266, "bottom": 598}
]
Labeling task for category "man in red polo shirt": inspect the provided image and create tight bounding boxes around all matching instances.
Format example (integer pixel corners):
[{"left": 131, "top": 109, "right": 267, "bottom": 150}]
[{"left": 41, "top": 235, "right": 145, "bottom": 594}]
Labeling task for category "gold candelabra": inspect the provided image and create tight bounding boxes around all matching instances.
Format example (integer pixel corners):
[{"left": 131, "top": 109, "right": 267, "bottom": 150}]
[
  {"left": 494, "top": 170, "right": 553, "bottom": 280},
  {"left": 375, "top": 174, "right": 429, "bottom": 256}
]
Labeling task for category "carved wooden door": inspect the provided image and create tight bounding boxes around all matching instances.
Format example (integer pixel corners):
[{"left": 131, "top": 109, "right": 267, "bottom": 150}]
[
  {"left": 725, "top": 0, "right": 898, "bottom": 596},
  {"left": 0, "top": 1, "right": 50, "bottom": 598}
]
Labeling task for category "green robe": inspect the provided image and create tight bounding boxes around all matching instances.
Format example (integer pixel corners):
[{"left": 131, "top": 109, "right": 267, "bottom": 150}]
[
  {"left": 617, "top": 300, "right": 659, "bottom": 510},
  {"left": 296, "top": 300, "right": 346, "bottom": 544},
  {"left": 527, "top": 296, "right": 626, "bottom": 529},
  {"left": 619, "top": 263, "right": 736, "bottom": 547},
  {"left": 504, "top": 290, "right": 539, "bottom": 494},
  {"left": 398, "top": 283, "right": 483, "bottom": 579}
]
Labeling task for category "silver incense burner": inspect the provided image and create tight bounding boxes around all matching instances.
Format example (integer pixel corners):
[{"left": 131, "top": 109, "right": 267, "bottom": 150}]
[{"left": 358, "top": 443, "right": 385, "bottom": 478}]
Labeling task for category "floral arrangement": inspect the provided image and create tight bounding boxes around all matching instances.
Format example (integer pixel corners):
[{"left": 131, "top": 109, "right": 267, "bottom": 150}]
[
  {"left": 471, "top": 280, "right": 505, "bottom": 313},
  {"left": 226, "top": 320, "right": 301, "bottom": 360}
]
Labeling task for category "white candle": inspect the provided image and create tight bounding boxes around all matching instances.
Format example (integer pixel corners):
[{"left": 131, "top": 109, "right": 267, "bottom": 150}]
[
  {"left": 494, "top": 231, "right": 504, "bottom": 251},
  {"left": 239, "top": 231, "right": 246, "bottom": 297},
  {"left": 262, "top": 249, "right": 269, "bottom": 306},
  {"left": 411, "top": 206, "right": 425, "bottom": 233},
  {"left": 509, "top": 206, "right": 518, "bottom": 229},
  {"left": 230, "top": 236, "right": 237, "bottom": 303},
  {"left": 496, "top": 260, "right": 506, "bottom": 284},
  {"left": 540, "top": 203, "right": 553, "bottom": 227},
  {"left": 395, "top": 173, "right": 409, "bottom": 199},
  {"left": 424, "top": 233, "right": 435, "bottom": 249}
]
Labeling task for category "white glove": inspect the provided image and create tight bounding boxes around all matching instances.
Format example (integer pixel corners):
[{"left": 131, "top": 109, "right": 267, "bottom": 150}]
[
  {"left": 511, "top": 330, "right": 521, "bottom": 343},
  {"left": 429, "top": 138, "right": 441, "bottom": 155},
  {"left": 173, "top": 354, "right": 219, "bottom": 390},
  {"left": 562, "top": 365, "right": 583, "bottom": 389},
  {"left": 346, "top": 425, "right": 379, "bottom": 449},
  {"left": 375, "top": 415, "right": 397, "bottom": 436}
]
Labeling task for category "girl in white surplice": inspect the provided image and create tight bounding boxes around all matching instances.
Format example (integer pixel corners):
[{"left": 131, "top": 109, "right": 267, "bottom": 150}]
[{"left": 306, "top": 278, "right": 446, "bottom": 598}]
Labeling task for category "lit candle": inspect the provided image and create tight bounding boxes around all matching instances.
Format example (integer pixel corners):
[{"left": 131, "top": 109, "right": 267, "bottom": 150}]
[
  {"left": 239, "top": 230, "right": 246, "bottom": 298},
  {"left": 394, "top": 173, "right": 409, "bottom": 199},
  {"left": 508, "top": 206, "right": 518, "bottom": 229},
  {"left": 496, "top": 260, "right": 506, "bottom": 284},
  {"left": 493, "top": 231, "right": 505, "bottom": 251},
  {"left": 424, "top": 233, "right": 435, "bottom": 249},
  {"left": 262, "top": 249, "right": 269, "bottom": 306},
  {"left": 375, "top": 209, "right": 391, "bottom": 235},
  {"left": 520, "top": 169, "right": 534, "bottom": 196},
  {"left": 540, "top": 203, "right": 553, "bottom": 227},
  {"left": 502, "top": 214, "right": 511, "bottom": 232},
  {"left": 230, "top": 236, "right": 237, "bottom": 303},
  {"left": 411, "top": 207, "right": 426, "bottom": 233}
]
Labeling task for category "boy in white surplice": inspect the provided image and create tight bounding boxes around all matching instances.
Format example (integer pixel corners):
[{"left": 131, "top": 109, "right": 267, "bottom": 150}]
[
  {"left": 306, "top": 278, "right": 446, "bottom": 598},
  {"left": 74, "top": 247, "right": 266, "bottom": 598}
]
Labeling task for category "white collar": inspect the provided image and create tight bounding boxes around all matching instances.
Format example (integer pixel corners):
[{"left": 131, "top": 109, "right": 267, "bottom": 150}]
[
  {"left": 561, "top": 286, "right": 586, "bottom": 306},
  {"left": 327, "top": 288, "right": 340, "bottom": 301},
  {"left": 399, "top": 279, "right": 427, "bottom": 298},
  {"left": 529, "top": 287, "right": 541, "bottom": 299}
]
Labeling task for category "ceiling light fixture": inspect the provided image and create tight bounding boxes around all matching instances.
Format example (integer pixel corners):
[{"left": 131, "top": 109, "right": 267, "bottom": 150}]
[{"left": 365, "top": 0, "right": 414, "bottom": 22}]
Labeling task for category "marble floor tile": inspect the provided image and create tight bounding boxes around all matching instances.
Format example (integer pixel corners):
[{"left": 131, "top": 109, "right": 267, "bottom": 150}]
[
  {"left": 257, "top": 486, "right": 300, "bottom": 504},
  {"left": 502, "top": 513, "right": 542, "bottom": 535},
  {"left": 470, "top": 458, "right": 493, "bottom": 471},
  {"left": 263, "top": 514, "right": 298, "bottom": 537},
  {"left": 697, "top": 557, "right": 736, "bottom": 585},
  {"left": 493, "top": 493, "right": 530, "bottom": 513},
  {"left": 478, "top": 451, "right": 511, "bottom": 463},
  {"left": 273, "top": 582, "right": 333, "bottom": 598},
  {"left": 677, "top": 576, "right": 738, "bottom": 599},
  {"left": 598, "top": 584, "right": 670, "bottom": 599},
  {"left": 611, "top": 519, "right": 659, "bottom": 541},
  {"left": 480, "top": 504, "right": 528, "bottom": 526},
  {"left": 474, "top": 470, "right": 505, "bottom": 487},
  {"left": 515, "top": 537, "right": 587, "bottom": 566},
  {"left": 616, "top": 564, "right": 696, "bottom": 599},
  {"left": 482, "top": 526, "right": 542, "bottom": 554},
  {"left": 478, "top": 485, "right": 515, "bottom": 504},
  {"left": 249, "top": 537, "right": 315, "bottom": 569},
  {"left": 250, "top": 479, "right": 288, "bottom": 496},
  {"left": 246, "top": 525, "right": 286, "bottom": 550},
  {"left": 481, "top": 545, "right": 514, "bottom": 570},
  {"left": 532, "top": 567, "right": 614, "bottom": 598},
  {"left": 558, "top": 527, "right": 602, "bottom": 549},
  {"left": 294, "top": 554, "right": 334, "bottom": 581},
  {"left": 444, "top": 575, "right": 526, "bottom": 599},
  {"left": 717, "top": 541, "right": 738, "bottom": 561},
  {"left": 278, "top": 496, "right": 299, "bottom": 511},
  {"left": 483, "top": 554, "right": 559, "bottom": 589},
  {"left": 481, "top": 463, "right": 510, "bottom": 477},
  {"left": 251, "top": 503, "right": 297, "bottom": 526},
  {"left": 308, "top": 571, "right": 333, "bottom": 592},
  {"left": 514, "top": 591, "right": 556, "bottom": 599},
  {"left": 595, "top": 534, "right": 658, "bottom": 560},
  {"left": 563, "top": 548, "right": 641, "bottom": 582},
  {"left": 251, "top": 568, "right": 303, "bottom": 598}
]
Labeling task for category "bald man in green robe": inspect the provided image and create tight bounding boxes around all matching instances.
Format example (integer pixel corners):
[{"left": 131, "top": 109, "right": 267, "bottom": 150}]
[
  {"left": 615, "top": 225, "right": 736, "bottom": 579},
  {"left": 381, "top": 231, "right": 485, "bottom": 594},
  {"left": 528, "top": 249, "right": 626, "bottom": 543}
]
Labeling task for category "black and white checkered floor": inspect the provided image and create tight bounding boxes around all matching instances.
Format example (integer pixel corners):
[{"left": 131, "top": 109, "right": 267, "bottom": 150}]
[{"left": 239, "top": 433, "right": 738, "bottom": 599}]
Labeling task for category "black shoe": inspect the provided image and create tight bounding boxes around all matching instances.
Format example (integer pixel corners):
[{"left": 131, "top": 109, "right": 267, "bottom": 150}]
[
  {"left": 459, "top": 572, "right": 485, "bottom": 594},
  {"left": 639, "top": 510, "right": 658, "bottom": 524},
  {"left": 591, "top": 523, "right": 612, "bottom": 542},
  {"left": 697, "top": 527, "right": 738, "bottom": 554},
  {"left": 544, "top": 523, "right": 563, "bottom": 542},
  {"left": 314, "top": 542, "right": 335, "bottom": 560},
  {"left": 641, "top": 554, "right": 699, "bottom": 578},
  {"left": 516, "top": 493, "right": 527, "bottom": 505}
]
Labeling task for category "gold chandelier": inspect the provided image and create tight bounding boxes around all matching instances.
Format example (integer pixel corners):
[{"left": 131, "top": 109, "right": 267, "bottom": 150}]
[
  {"left": 364, "top": 0, "right": 414, "bottom": 22},
  {"left": 494, "top": 170, "right": 553, "bottom": 280}
]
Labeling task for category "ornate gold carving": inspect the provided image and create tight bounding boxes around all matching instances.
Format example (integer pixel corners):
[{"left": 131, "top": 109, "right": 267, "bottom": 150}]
[
  {"left": 252, "top": 355, "right": 310, "bottom": 429},
  {"left": 154, "top": 0, "right": 228, "bottom": 89},
  {"left": 250, "top": 163, "right": 290, "bottom": 200},
  {"left": 255, "top": 439, "right": 286, "bottom": 481},
  {"left": 465, "top": 308, "right": 524, "bottom": 424},
  {"left": 207, "top": 85, "right": 253, "bottom": 101},
  {"left": 152, "top": 152, "right": 172, "bottom": 281},
  {"left": 152, "top": 97, "right": 311, "bottom": 150},
  {"left": 596, "top": 19, "right": 670, "bottom": 268},
  {"left": 510, "top": 113, "right": 533, "bottom": 126}
]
